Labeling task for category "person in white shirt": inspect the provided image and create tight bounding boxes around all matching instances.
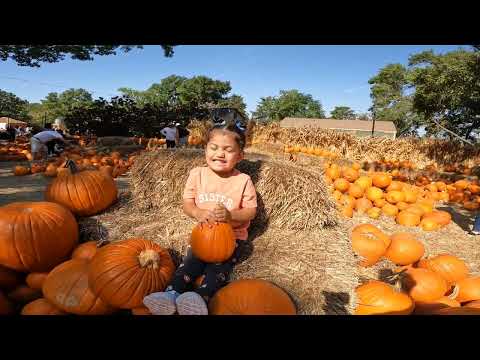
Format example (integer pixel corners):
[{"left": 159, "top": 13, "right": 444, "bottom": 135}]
[
  {"left": 160, "top": 123, "right": 179, "bottom": 148},
  {"left": 31, "top": 128, "right": 65, "bottom": 161}
]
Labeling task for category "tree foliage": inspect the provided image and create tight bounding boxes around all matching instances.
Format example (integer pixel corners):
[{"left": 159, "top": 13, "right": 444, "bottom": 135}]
[
  {"left": 330, "top": 106, "right": 356, "bottom": 119},
  {"left": 0, "top": 89, "right": 30, "bottom": 119},
  {"left": 253, "top": 90, "right": 325, "bottom": 121},
  {"left": 0, "top": 45, "right": 174, "bottom": 67}
]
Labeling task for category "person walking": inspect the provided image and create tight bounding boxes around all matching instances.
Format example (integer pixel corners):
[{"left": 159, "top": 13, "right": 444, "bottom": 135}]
[
  {"left": 176, "top": 122, "right": 190, "bottom": 148},
  {"left": 161, "top": 123, "right": 179, "bottom": 148}
]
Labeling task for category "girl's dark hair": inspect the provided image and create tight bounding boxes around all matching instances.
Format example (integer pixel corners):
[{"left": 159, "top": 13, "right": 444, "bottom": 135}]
[{"left": 208, "top": 120, "right": 246, "bottom": 150}]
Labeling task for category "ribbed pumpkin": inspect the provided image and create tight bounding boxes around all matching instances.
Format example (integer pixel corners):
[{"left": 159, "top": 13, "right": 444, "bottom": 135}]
[
  {"left": 417, "top": 255, "right": 468, "bottom": 286},
  {"left": 348, "top": 184, "right": 364, "bottom": 199},
  {"left": 26, "top": 272, "right": 49, "bottom": 290},
  {"left": 354, "top": 176, "right": 372, "bottom": 190},
  {"left": 99, "top": 165, "right": 113, "bottom": 177},
  {"left": 384, "top": 233, "right": 425, "bottom": 265},
  {"left": 71, "top": 241, "right": 98, "bottom": 261},
  {"left": 413, "top": 297, "right": 461, "bottom": 314},
  {"left": 366, "top": 187, "right": 384, "bottom": 202},
  {"left": 0, "top": 291, "right": 15, "bottom": 315},
  {"left": 0, "top": 265, "right": 23, "bottom": 290},
  {"left": 372, "top": 173, "right": 392, "bottom": 189},
  {"left": 191, "top": 223, "right": 236, "bottom": 263},
  {"left": 21, "top": 298, "right": 66, "bottom": 315},
  {"left": 382, "top": 203, "right": 399, "bottom": 217},
  {"left": 45, "top": 160, "right": 118, "bottom": 216},
  {"left": 354, "top": 280, "right": 414, "bottom": 315},
  {"left": 43, "top": 259, "right": 115, "bottom": 315},
  {"left": 0, "top": 202, "right": 78, "bottom": 272},
  {"left": 400, "top": 268, "right": 448, "bottom": 302},
  {"left": 208, "top": 279, "right": 296, "bottom": 315},
  {"left": 396, "top": 210, "right": 421, "bottom": 227},
  {"left": 8, "top": 285, "right": 42, "bottom": 304},
  {"left": 355, "top": 198, "right": 373, "bottom": 214},
  {"left": 351, "top": 224, "right": 390, "bottom": 267},
  {"left": 334, "top": 178, "right": 350, "bottom": 193},
  {"left": 453, "top": 277, "right": 480, "bottom": 303},
  {"left": 88, "top": 239, "right": 175, "bottom": 309}
]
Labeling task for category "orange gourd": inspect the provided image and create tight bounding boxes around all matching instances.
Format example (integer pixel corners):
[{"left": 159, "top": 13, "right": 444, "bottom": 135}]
[
  {"left": 366, "top": 187, "right": 384, "bottom": 202},
  {"left": 386, "top": 181, "right": 404, "bottom": 192},
  {"left": 341, "top": 206, "right": 353, "bottom": 218},
  {"left": 348, "top": 184, "right": 364, "bottom": 199},
  {"left": 384, "top": 233, "right": 425, "bottom": 265},
  {"left": 26, "top": 272, "right": 49, "bottom": 290},
  {"left": 0, "top": 202, "right": 78, "bottom": 272},
  {"left": 382, "top": 203, "right": 399, "bottom": 217},
  {"left": 191, "top": 223, "right": 236, "bottom": 263},
  {"left": 14, "top": 165, "right": 30, "bottom": 176},
  {"left": 208, "top": 279, "right": 296, "bottom": 315},
  {"left": 355, "top": 176, "right": 372, "bottom": 190},
  {"left": 396, "top": 210, "right": 421, "bottom": 226},
  {"left": 354, "top": 281, "right": 414, "bottom": 315},
  {"left": 417, "top": 255, "right": 469, "bottom": 286},
  {"left": 374, "top": 198, "right": 387, "bottom": 208},
  {"left": 342, "top": 168, "right": 359, "bottom": 182},
  {"left": 71, "top": 241, "right": 98, "bottom": 261},
  {"left": 400, "top": 268, "right": 448, "bottom": 302},
  {"left": 354, "top": 198, "right": 373, "bottom": 214},
  {"left": 386, "top": 191, "right": 406, "bottom": 204},
  {"left": 334, "top": 178, "right": 350, "bottom": 193},
  {"left": 452, "top": 277, "right": 480, "bottom": 303},
  {"left": 372, "top": 173, "right": 392, "bottom": 189},
  {"left": 88, "top": 239, "right": 175, "bottom": 309},
  {"left": 351, "top": 224, "right": 390, "bottom": 267},
  {"left": 422, "top": 210, "right": 451, "bottom": 226}
]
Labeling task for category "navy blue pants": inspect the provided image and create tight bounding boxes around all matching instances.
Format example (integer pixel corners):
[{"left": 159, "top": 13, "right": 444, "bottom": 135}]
[
  {"left": 473, "top": 214, "right": 480, "bottom": 232},
  {"left": 166, "top": 240, "right": 246, "bottom": 302}
]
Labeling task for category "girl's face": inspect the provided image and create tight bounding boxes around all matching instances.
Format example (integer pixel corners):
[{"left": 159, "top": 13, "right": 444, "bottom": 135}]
[{"left": 205, "top": 130, "right": 243, "bottom": 175}]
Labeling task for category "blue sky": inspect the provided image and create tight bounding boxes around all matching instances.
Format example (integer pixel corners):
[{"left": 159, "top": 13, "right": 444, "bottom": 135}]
[{"left": 0, "top": 45, "right": 467, "bottom": 116}]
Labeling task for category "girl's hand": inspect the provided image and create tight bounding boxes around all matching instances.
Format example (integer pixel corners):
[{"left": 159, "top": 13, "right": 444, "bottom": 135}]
[
  {"left": 195, "top": 209, "right": 216, "bottom": 224},
  {"left": 213, "top": 203, "right": 232, "bottom": 223}
]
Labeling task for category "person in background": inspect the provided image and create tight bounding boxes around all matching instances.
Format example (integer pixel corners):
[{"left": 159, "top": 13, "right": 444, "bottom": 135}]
[
  {"left": 176, "top": 122, "right": 190, "bottom": 148},
  {"left": 161, "top": 122, "right": 179, "bottom": 148},
  {"left": 31, "top": 124, "right": 66, "bottom": 161},
  {"left": 471, "top": 214, "right": 480, "bottom": 235}
]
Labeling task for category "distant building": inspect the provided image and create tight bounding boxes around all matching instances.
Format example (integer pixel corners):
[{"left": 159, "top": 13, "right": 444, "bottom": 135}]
[
  {"left": 279, "top": 117, "right": 397, "bottom": 139},
  {"left": 0, "top": 117, "right": 28, "bottom": 130}
]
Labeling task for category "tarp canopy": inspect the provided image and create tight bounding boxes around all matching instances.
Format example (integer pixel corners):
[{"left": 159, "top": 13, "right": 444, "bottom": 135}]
[{"left": 0, "top": 117, "right": 28, "bottom": 125}]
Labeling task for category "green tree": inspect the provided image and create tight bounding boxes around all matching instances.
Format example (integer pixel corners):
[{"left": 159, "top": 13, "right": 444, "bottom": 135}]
[
  {"left": 0, "top": 89, "right": 30, "bottom": 119},
  {"left": 217, "top": 94, "right": 248, "bottom": 117},
  {"left": 330, "top": 106, "right": 356, "bottom": 119},
  {"left": 0, "top": 45, "right": 174, "bottom": 67},
  {"left": 39, "top": 88, "right": 94, "bottom": 121},
  {"left": 253, "top": 90, "right": 325, "bottom": 121},
  {"left": 368, "top": 64, "right": 423, "bottom": 136},
  {"left": 409, "top": 49, "right": 480, "bottom": 140}
]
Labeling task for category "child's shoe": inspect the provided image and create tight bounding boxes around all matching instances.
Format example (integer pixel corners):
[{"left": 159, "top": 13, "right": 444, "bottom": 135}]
[
  {"left": 143, "top": 290, "right": 179, "bottom": 315},
  {"left": 176, "top": 292, "right": 209, "bottom": 315}
]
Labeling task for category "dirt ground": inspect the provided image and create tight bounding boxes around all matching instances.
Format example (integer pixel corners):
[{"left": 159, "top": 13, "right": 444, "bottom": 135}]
[{"left": 0, "top": 161, "right": 130, "bottom": 207}]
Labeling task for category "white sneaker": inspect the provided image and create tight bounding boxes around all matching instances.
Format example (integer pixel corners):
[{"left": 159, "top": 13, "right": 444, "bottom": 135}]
[
  {"left": 176, "top": 292, "right": 209, "bottom": 315},
  {"left": 143, "top": 291, "right": 179, "bottom": 315}
]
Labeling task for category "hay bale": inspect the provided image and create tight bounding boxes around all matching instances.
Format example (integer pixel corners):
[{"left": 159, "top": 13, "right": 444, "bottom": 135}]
[
  {"left": 96, "top": 136, "right": 136, "bottom": 147},
  {"left": 130, "top": 149, "right": 338, "bottom": 230}
]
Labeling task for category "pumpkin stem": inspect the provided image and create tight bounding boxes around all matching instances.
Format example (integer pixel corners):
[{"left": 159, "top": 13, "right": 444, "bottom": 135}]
[
  {"left": 65, "top": 159, "right": 78, "bottom": 174},
  {"left": 138, "top": 249, "right": 160, "bottom": 269},
  {"left": 447, "top": 285, "right": 459, "bottom": 300}
]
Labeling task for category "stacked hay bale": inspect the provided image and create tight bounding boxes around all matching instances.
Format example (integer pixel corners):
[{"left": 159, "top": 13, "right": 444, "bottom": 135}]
[{"left": 100, "top": 149, "right": 359, "bottom": 314}]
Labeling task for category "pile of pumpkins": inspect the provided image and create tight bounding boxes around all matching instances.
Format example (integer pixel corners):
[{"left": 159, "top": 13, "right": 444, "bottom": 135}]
[
  {"left": 351, "top": 224, "right": 480, "bottom": 315},
  {"left": 284, "top": 144, "right": 338, "bottom": 159},
  {"left": 325, "top": 162, "right": 457, "bottom": 231},
  {"left": 0, "top": 208, "right": 296, "bottom": 316},
  {"left": 0, "top": 141, "right": 32, "bottom": 162},
  {"left": 13, "top": 147, "right": 138, "bottom": 180}
]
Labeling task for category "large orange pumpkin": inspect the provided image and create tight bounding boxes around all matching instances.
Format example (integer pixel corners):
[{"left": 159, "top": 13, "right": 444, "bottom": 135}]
[
  {"left": 354, "top": 280, "right": 414, "bottom": 315},
  {"left": 43, "top": 259, "right": 115, "bottom": 315},
  {"left": 45, "top": 160, "right": 118, "bottom": 216},
  {"left": 25, "top": 272, "right": 49, "bottom": 290},
  {"left": 71, "top": 241, "right": 98, "bottom": 261},
  {"left": 400, "top": 268, "right": 449, "bottom": 302},
  {"left": 453, "top": 277, "right": 480, "bottom": 303},
  {"left": 21, "top": 298, "right": 66, "bottom": 315},
  {"left": 88, "top": 239, "right": 175, "bottom": 309},
  {"left": 0, "top": 265, "right": 23, "bottom": 290},
  {"left": 351, "top": 224, "right": 390, "bottom": 267},
  {"left": 208, "top": 279, "right": 297, "bottom": 315},
  {"left": 384, "top": 233, "right": 424, "bottom": 265},
  {"left": 417, "top": 255, "right": 469, "bottom": 286},
  {"left": 0, "top": 202, "right": 78, "bottom": 272},
  {"left": 191, "top": 223, "right": 236, "bottom": 263}
]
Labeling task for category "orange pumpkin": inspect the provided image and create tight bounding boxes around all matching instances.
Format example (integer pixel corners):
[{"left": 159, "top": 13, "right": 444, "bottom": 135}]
[
  {"left": 413, "top": 297, "right": 461, "bottom": 314},
  {"left": 367, "top": 207, "right": 382, "bottom": 219},
  {"left": 453, "top": 277, "right": 480, "bottom": 303},
  {"left": 45, "top": 160, "right": 118, "bottom": 216},
  {"left": 386, "top": 191, "right": 406, "bottom": 204},
  {"left": 372, "top": 173, "right": 392, "bottom": 189},
  {"left": 14, "top": 165, "right": 30, "bottom": 176},
  {"left": 420, "top": 218, "right": 441, "bottom": 231},
  {"left": 191, "top": 223, "right": 236, "bottom": 263},
  {"left": 382, "top": 203, "right": 399, "bottom": 217},
  {"left": 351, "top": 224, "right": 390, "bottom": 267},
  {"left": 99, "top": 165, "right": 113, "bottom": 177},
  {"left": 71, "top": 241, "right": 98, "bottom": 261},
  {"left": 454, "top": 179, "right": 469, "bottom": 190},
  {"left": 25, "top": 272, "right": 49, "bottom": 290},
  {"left": 334, "top": 178, "right": 350, "bottom": 193},
  {"left": 44, "top": 163, "right": 58, "bottom": 177},
  {"left": 341, "top": 206, "right": 354, "bottom": 218},
  {"left": 374, "top": 198, "right": 387, "bottom": 208},
  {"left": 396, "top": 211, "right": 421, "bottom": 227},
  {"left": 325, "top": 166, "right": 341, "bottom": 180},
  {"left": 88, "top": 239, "right": 175, "bottom": 309},
  {"left": 417, "top": 255, "right": 469, "bottom": 286},
  {"left": 31, "top": 163, "right": 46, "bottom": 174},
  {"left": 422, "top": 210, "right": 451, "bottom": 226},
  {"left": 342, "top": 168, "right": 359, "bottom": 182},
  {"left": 348, "top": 184, "right": 364, "bottom": 199},
  {"left": 386, "top": 181, "right": 404, "bottom": 192},
  {"left": 400, "top": 268, "right": 448, "bottom": 302},
  {"left": 384, "top": 233, "right": 425, "bottom": 265},
  {"left": 0, "top": 202, "right": 78, "bottom": 272},
  {"left": 21, "top": 298, "right": 66, "bottom": 315},
  {"left": 366, "top": 187, "right": 384, "bottom": 202},
  {"left": 354, "top": 198, "right": 373, "bottom": 214},
  {"left": 43, "top": 259, "right": 115, "bottom": 315},
  {"left": 354, "top": 280, "right": 414, "bottom": 315},
  {"left": 403, "top": 189, "right": 418, "bottom": 203},
  {"left": 355, "top": 176, "right": 372, "bottom": 190},
  {"left": 208, "top": 279, "right": 296, "bottom": 315}
]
